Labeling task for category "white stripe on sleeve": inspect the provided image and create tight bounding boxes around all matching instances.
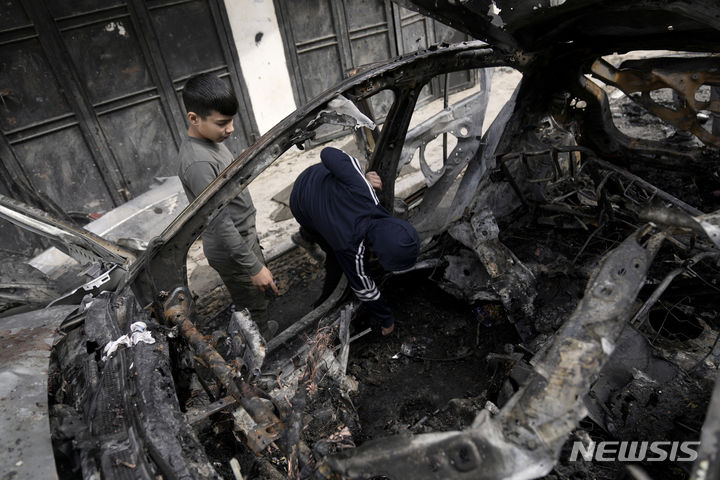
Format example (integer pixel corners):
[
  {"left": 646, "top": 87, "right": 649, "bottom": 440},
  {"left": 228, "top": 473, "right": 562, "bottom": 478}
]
[{"left": 350, "top": 155, "right": 379, "bottom": 205}]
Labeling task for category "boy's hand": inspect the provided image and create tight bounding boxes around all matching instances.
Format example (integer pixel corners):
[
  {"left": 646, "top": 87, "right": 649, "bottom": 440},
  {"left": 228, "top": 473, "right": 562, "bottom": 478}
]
[
  {"left": 365, "top": 171, "right": 382, "bottom": 191},
  {"left": 381, "top": 323, "right": 394, "bottom": 336},
  {"left": 251, "top": 266, "right": 280, "bottom": 295}
]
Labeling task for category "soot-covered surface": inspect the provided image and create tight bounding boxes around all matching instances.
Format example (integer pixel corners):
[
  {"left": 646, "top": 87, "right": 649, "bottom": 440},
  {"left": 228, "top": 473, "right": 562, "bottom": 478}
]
[{"left": 346, "top": 271, "right": 519, "bottom": 442}]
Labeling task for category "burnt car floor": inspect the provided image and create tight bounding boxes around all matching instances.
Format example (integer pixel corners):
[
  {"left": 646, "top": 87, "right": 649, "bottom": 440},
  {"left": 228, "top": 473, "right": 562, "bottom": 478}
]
[{"left": 3, "top": 0, "right": 720, "bottom": 479}]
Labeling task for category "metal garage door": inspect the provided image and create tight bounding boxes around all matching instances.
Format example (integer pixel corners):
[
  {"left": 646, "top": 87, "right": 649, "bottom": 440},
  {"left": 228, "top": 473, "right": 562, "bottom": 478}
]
[{"left": 274, "top": 0, "right": 475, "bottom": 114}]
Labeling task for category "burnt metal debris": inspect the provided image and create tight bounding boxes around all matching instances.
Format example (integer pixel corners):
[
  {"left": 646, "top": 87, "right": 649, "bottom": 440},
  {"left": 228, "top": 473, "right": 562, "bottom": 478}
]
[{"left": 2, "top": 0, "right": 720, "bottom": 479}]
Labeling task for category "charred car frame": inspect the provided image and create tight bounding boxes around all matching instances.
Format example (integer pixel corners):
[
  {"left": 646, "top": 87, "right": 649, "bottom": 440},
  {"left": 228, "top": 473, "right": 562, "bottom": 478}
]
[{"left": 2, "top": 0, "right": 720, "bottom": 479}]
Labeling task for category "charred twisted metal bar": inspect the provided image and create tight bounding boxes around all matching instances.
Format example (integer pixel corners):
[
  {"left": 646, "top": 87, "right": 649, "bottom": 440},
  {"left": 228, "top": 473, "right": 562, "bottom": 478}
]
[
  {"left": 696, "top": 210, "right": 720, "bottom": 248},
  {"left": 584, "top": 155, "right": 704, "bottom": 217},
  {"left": 267, "top": 276, "right": 348, "bottom": 355},
  {"left": 287, "top": 358, "right": 314, "bottom": 480},
  {"left": 638, "top": 203, "right": 720, "bottom": 250},
  {"left": 630, "top": 251, "right": 719, "bottom": 327},
  {"left": 163, "top": 288, "right": 283, "bottom": 454},
  {"left": 469, "top": 210, "right": 536, "bottom": 339},
  {"left": 186, "top": 396, "right": 237, "bottom": 425},
  {"left": 0, "top": 193, "right": 134, "bottom": 267},
  {"left": 449, "top": 210, "right": 536, "bottom": 340},
  {"left": 638, "top": 204, "right": 706, "bottom": 232},
  {"left": 321, "top": 228, "right": 662, "bottom": 479},
  {"left": 577, "top": 71, "right": 701, "bottom": 166},
  {"left": 337, "top": 306, "right": 352, "bottom": 375},
  {"left": 398, "top": 74, "right": 493, "bottom": 234},
  {"left": 591, "top": 57, "right": 720, "bottom": 148}
]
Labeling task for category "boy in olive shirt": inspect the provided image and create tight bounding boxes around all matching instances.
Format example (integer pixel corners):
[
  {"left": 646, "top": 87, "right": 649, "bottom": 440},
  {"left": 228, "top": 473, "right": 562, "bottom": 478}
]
[{"left": 177, "top": 73, "right": 278, "bottom": 337}]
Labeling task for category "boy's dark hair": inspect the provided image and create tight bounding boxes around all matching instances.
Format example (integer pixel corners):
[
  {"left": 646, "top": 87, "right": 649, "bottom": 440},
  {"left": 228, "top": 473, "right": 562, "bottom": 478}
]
[{"left": 182, "top": 73, "right": 238, "bottom": 118}]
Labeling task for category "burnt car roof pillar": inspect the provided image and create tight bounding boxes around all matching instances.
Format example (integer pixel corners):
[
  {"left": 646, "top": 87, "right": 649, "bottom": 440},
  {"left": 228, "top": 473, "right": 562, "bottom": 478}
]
[{"left": 370, "top": 84, "right": 423, "bottom": 210}]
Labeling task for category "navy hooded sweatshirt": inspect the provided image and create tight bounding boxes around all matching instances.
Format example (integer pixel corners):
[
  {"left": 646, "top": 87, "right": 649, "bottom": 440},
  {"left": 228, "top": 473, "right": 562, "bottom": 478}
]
[{"left": 290, "top": 147, "right": 419, "bottom": 328}]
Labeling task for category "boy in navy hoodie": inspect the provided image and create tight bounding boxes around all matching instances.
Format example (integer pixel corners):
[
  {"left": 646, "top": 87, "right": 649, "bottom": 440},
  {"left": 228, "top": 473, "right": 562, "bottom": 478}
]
[{"left": 290, "top": 147, "right": 419, "bottom": 335}]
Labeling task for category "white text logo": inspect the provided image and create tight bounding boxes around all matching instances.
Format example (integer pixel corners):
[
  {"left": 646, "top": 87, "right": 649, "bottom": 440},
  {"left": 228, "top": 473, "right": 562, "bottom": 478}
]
[{"left": 569, "top": 441, "right": 700, "bottom": 462}]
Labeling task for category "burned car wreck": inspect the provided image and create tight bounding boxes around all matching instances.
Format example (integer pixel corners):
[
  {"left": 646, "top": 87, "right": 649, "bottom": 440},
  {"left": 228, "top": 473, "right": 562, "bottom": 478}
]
[{"left": 3, "top": 0, "right": 720, "bottom": 479}]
